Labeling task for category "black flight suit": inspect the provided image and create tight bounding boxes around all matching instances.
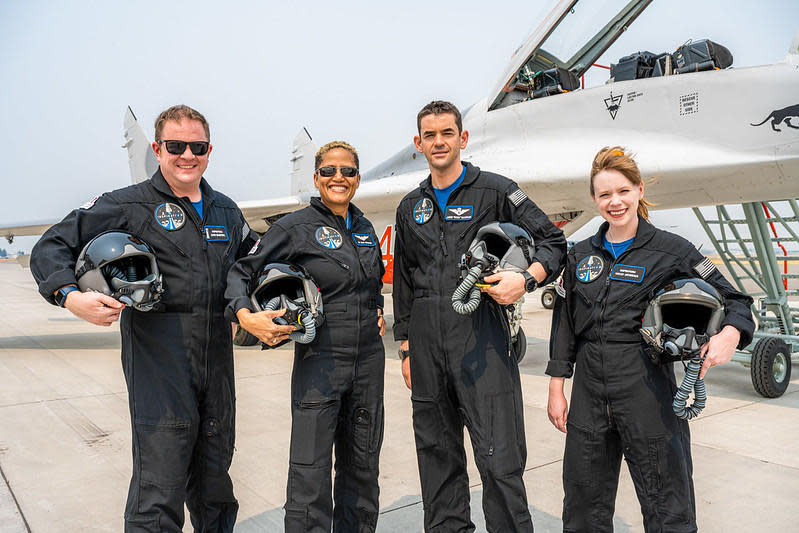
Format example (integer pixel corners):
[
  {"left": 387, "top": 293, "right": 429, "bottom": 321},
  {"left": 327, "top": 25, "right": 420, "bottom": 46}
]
[
  {"left": 547, "top": 217, "right": 754, "bottom": 533},
  {"left": 225, "top": 197, "right": 386, "bottom": 533},
  {"left": 31, "top": 170, "right": 257, "bottom": 532},
  {"left": 393, "top": 162, "right": 566, "bottom": 532}
]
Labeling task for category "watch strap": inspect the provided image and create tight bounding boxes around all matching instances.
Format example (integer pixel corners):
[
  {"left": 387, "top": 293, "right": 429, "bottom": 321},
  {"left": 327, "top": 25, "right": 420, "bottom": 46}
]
[
  {"left": 56, "top": 286, "right": 79, "bottom": 307},
  {"left": 522, "top": 271, "right": 538, "bottom": 293}
]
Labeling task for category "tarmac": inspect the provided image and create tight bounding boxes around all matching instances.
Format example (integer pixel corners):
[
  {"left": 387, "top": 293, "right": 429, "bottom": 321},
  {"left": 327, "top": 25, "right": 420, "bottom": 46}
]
[{"left": 1, "top": 260, "right": 798, "bottom": 532}]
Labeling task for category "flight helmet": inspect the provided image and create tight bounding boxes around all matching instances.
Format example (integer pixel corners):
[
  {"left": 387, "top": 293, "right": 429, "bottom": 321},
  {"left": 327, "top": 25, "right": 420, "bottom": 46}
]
[
  {"left": 640, "top": 278, "right": 725, "bottom": 362},
  {"left": 74, "top": 231, "right": 163, "bottom": 311},
  {"left": 460, "top": 221, "right": 535, "bottom": 278},
  {"left": 250, "top": 263, "right": 324, "bottom": 345}
]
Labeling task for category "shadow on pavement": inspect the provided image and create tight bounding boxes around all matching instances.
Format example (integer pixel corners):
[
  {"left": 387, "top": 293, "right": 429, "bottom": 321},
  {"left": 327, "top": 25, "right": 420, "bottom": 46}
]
[
  {"left": 234, "top": 490, "right": 637, "bottom": 532},
  {"left": 0, "top": 331, "right": 121, "bottom": 350}
]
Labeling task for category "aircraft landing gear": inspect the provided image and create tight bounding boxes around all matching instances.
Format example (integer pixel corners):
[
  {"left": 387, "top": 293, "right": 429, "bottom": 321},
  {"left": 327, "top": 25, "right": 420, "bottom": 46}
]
[
  {"left": 751, "top": 337, "right": 791, "bottom": 398},
  {"left": 541, "top": 287, "right": 556, "bottom": 309},
  {"left": 513, "top": 327, "right": 527, "bottom": 363}
]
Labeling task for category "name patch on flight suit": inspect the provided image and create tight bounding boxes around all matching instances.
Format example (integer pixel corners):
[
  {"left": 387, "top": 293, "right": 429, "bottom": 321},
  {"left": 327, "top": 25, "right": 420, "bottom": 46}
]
[
  {"left": 445, "top": 205, "right": 474, "bottom": 221},
  {"left": 315, "top": 226, "right": 343, "bottom": 249},
  {"left": 203, "top": 226, "right": 229, "bottom": 242},
  {"left": 352, "top": 233, "right": 376, "bottom": 246},
  {"left": 609, "top": 264, "right": 646, "bottom": 283},
  {"left": 413, "top": 198, "right": 434, "bottom": 224},
  {"left": 154, "top": 202, "right": 186, "bottom": 231},
  {"left": 576, "top": 255, "right": 604, "bottom": 283}
]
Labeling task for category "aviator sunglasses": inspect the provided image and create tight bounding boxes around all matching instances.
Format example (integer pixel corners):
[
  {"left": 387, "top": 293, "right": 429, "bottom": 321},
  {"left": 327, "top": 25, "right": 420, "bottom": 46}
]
[
  {"left": 158, "top": 140, "right": 210, "bottom": 156},
  {"left": 316, "top": 166, "right": 358, "bottom": 178}
]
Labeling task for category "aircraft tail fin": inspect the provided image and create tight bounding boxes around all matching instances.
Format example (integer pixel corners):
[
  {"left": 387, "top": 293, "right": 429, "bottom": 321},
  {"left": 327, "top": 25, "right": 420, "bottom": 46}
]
[
  {"left": 290, "top": 127, "right": 317, "bottom": 195},
  {"left": 123, "top": 107, "right": 158, "bottom": 184}
]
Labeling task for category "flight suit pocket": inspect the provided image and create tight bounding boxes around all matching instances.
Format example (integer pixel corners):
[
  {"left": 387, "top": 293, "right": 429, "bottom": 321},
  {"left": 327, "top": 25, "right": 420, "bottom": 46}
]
[
  {"left": 201, "top": 417, "right": 233, "bottom": 475},
  {"left": 350, "top": 406, "right": 375, "bottom": 470},
  {"left": 289, "top": 399, "right": 338, "bottom": 466},
  {"left": 487, "top": 392, "right": 524, "bottom": 475},
  {"left": 410, "top": 398, "right": 441, "bottom": 450},
  {"left": 640, "top": 436, "right": 665, "bottom": 496},
  {"left": 136, "top": 422, "right": 191, "bottom": 490},
  {"left": 284, "top": 504, "right": 309, "bottom": 533},
  {"left": 563, "top": 422, "right": 595, "bottom": 486}
]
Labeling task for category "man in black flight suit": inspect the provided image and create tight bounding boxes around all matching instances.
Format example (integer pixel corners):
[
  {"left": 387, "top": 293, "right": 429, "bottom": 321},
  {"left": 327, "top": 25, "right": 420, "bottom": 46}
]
[
  {"left": 393, "top": 100, "right": 567, "bottom": 532},
  {"left": 30, "top": 105, "right": 260, "bottom": 532}
]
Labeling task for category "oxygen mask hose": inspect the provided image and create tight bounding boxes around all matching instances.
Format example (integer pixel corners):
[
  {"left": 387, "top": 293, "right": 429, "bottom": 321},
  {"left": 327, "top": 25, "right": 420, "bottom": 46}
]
[
  {"left": 452, "top": 264, "right": 484, "bottom": 315},
  {"left": 672, "top": 356, "right": 707, "bottom": 420},
  {"left": 263, "top": 297, "right": 316, "bottom": 344}
]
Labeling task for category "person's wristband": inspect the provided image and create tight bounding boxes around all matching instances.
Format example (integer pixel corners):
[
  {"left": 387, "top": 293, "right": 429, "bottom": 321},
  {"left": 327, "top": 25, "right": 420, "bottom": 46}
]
[
  {"left": 55, "top": 286, "right": 79, "bottom": 307},
  {"left": 398, "top": 348, "right": 411, "bottom": 361}
]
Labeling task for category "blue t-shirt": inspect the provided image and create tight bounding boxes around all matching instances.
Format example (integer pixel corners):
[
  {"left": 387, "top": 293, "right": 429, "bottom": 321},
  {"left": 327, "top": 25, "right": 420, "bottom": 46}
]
[
  {"left": 603, "top": 234, "right": 634, "bottom": 258},
  {"left": 433, "top": 164, "right": 466, "bottom": 212},
  {"left": 191, "top": 196, "right": 203, "bottom": 219}
]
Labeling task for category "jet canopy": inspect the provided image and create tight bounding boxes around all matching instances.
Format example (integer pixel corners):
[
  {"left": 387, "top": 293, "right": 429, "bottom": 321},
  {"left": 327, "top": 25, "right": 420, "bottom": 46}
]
[{"left": 489, "top": 0, "right": 653, "bottom": 110}]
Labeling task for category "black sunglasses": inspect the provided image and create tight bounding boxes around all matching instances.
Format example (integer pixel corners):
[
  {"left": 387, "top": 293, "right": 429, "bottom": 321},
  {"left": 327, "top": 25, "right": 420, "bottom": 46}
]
[
  {"left": 316, "top": 166, "right": 358, "bottom": 178},
  {"left": 159, "top": 140, "right": 210, "bottom": 156}
]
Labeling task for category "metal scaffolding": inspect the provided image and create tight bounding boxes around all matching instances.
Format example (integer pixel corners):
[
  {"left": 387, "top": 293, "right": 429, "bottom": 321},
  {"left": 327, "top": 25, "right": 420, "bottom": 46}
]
[{"left": 693, "top": 199, "right": 799, "bottom": 397}]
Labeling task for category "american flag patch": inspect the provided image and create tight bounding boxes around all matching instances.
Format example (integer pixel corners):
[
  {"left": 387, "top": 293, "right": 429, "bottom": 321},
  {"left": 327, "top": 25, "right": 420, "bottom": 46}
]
[
  {"left": 508, "top": 188, "right": 527, "bottom": 207},
  {"left": 241, "top": 222, "right": 251, "bottom": 242},
  {"left": 248, "top": 238, "right": 261, "bottom": 255},
  {"left": 693, "top": 257, "right": 716, "bottom": 279}
]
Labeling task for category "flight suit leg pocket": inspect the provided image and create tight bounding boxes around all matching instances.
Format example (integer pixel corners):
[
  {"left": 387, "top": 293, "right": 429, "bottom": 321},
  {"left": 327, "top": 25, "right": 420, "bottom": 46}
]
[
  {"left": 199, "top": 416, "right": 233, "bottom": 475},
  {"left": 646, "top": 437, "right": 665, "bottom": 495},
  {"left": 290, "top": 399, "right": 338, "bottom": 466},
  {"left": 410, "top": 397, "right": 441, "bottom": 450},
  {"left": 487, "top": 392, "right": 524, "bottom": 475},
  {"left": 369, "top": 399, "right": 385, "bottom": 455},
  {"left": 136, "top": 421, "right": 192, "bottom": 490},
  {"left": 350, "top": 406, "right": 373, "bottom": 470},
  {"left": 284, "top": 504, "right": 309, "bottom": 533},
  {"left": 563, "top": 422, "right": 596, "bottom": 487}
]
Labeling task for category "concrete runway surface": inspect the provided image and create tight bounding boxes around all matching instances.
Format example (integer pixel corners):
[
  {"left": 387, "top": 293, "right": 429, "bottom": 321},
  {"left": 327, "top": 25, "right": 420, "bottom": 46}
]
[{"left": 0, "top": 261, "right": 797, "bottom": 532}]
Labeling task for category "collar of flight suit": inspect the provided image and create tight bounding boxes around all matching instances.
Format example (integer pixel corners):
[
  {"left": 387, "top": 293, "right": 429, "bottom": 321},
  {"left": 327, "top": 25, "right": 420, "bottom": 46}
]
[
  {"left": 418, "top": 160, "right": 481, "bottom": 196},
  {"left": 150, "top": 168, "right": 217, "bottom": 207},
  {"left": 309, "top": 196, "right": 364, "bottom": 228},
  {"left": 589, "top": 214, "right": 657, "bottom": 254}
]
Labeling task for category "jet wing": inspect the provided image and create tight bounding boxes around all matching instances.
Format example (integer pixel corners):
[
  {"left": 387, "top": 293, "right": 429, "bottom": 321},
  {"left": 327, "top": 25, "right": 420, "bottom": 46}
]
[
  {"left": 237, "top": 196, "right": 308, "bottom": 233},
  {"left": 488, "top": 0, "right": 652, "bottom": 111},
  {"left": 0, "top": 220, "right": 60, "bottom": 244}
]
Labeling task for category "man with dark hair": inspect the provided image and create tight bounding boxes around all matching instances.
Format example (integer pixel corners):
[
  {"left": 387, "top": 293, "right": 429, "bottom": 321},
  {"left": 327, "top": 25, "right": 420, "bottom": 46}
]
[
  {"left": 30, "top": 104, "right": 266, "bottom": 532},
  {"left": 393, "top": 100, "right": 566, "bottom": 531}
]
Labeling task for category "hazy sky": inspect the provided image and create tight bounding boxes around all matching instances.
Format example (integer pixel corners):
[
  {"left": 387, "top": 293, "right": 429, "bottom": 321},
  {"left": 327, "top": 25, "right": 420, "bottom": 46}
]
[{"left": 1, "top": 0, "right": 798, "bottom": 252}]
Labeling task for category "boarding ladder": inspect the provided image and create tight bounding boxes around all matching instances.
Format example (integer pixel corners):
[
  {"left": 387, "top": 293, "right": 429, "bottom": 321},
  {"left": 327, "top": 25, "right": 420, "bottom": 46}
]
[{"left": 693, "top": 199, "right": 799, "bottom": 397}]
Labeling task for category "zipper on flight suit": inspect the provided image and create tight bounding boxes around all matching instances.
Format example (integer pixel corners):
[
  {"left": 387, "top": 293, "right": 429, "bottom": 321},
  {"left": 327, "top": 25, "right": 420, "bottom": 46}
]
[{"left": 178, "top": 194, "right": 214, "bottom": 391}]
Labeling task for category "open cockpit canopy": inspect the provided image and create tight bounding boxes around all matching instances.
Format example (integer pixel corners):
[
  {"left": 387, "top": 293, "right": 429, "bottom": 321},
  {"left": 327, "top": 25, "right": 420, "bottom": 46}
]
[{"left": 488, "top": 0, "right": 653, "bottom": 110}]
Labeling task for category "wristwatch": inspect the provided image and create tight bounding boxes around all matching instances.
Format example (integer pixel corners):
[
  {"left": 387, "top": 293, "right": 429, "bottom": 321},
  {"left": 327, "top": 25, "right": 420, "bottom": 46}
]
[
  {"left": 521, "top": 271, "right": 538, "bottom": 293},
  {"left": 55, "top": 285, "right": 79, "bottom": 307},
  {"left": 398, "top": 348, "right": 411, "bottom": 361}
]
